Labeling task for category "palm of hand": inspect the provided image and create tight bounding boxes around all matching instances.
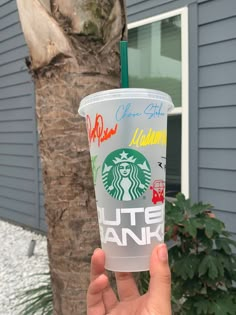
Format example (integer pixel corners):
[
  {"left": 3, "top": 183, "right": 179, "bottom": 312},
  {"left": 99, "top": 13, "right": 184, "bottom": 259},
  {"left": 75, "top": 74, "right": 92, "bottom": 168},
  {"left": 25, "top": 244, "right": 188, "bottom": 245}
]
[{"left": 102, "top": 294, "right": 158, "bottom": 315}]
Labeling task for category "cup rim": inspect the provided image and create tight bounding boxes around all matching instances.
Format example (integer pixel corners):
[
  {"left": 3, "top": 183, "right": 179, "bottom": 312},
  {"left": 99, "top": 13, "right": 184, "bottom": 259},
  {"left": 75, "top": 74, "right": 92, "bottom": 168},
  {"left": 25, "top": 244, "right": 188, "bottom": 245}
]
[{"left": 78, "top": 88, "right": 174, "bottom": 117}]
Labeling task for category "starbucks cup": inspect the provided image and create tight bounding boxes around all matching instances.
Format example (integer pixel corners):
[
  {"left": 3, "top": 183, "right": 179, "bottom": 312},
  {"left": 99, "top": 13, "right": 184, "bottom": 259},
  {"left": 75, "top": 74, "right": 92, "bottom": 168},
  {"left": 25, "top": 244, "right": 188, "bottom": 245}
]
[{"left": 79, "top": 88, "right": 174, "bottom": 272}]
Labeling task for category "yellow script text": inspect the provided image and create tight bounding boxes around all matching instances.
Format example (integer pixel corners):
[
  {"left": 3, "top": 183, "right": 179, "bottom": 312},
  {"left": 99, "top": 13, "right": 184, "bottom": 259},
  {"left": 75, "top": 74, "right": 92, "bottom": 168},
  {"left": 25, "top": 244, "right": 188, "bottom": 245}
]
[{"left": 128, "top": 128, "right": 167, "bottom": 148}]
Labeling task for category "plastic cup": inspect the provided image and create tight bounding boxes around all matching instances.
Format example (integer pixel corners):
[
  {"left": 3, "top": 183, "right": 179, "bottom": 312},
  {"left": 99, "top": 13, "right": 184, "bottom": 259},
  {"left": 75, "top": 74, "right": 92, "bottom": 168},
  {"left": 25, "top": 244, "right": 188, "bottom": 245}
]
[{"left": 79, "top": 88, "right": 174, "bottom": 272}]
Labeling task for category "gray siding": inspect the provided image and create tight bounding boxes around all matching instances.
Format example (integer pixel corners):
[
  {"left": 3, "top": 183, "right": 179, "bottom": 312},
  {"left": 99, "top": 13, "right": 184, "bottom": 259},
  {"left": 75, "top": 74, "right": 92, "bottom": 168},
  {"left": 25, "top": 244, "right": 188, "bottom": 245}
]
[
  {"left": 0, "top": 0, "right": 45, "bottom": 231},
  {"left": 198, "top": 0, "right": 236, "bottom": 236},
  {"left": 127, "top": 0, "right": 196, "bottom": 22}
]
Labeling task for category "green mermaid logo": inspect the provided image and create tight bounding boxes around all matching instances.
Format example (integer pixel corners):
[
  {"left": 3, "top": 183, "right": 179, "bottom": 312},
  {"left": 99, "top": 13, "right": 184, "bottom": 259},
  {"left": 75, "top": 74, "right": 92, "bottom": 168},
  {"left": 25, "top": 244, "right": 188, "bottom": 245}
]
[{"left": 102, "top": 148, "right": 151, "bottom": 201}]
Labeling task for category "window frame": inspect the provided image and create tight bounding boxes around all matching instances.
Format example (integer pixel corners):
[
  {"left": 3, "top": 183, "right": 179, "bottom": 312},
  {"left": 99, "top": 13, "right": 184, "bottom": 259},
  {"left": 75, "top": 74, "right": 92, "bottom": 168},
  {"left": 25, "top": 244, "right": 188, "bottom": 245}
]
[{"left": 128, "top": 7, "right": 189, "bottom": 197}]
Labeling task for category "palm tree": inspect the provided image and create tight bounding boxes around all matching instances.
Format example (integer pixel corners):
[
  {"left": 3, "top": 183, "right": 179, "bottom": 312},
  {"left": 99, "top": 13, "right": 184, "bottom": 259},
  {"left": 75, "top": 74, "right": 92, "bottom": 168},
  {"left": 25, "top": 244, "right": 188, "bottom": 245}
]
[{"left": 16, "top": 1, "right": 127, "bottom": 314}]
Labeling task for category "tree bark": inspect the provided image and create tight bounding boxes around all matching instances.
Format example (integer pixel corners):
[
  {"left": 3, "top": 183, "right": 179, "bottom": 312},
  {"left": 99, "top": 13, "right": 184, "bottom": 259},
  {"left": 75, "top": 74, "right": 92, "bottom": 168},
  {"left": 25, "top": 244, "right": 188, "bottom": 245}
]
[{"left": 17, "top": 1, "right": 127, "bottom": 314}]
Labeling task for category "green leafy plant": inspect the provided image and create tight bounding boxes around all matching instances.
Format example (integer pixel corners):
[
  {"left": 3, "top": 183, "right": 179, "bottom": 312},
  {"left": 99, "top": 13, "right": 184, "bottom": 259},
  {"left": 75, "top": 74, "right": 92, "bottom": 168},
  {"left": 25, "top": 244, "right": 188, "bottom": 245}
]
[
  {"left": 140, "top": 193, "right": 236, "bottom": 315},
  {"left": 17, "top": 273, "right": 53, "bottom": 315}
]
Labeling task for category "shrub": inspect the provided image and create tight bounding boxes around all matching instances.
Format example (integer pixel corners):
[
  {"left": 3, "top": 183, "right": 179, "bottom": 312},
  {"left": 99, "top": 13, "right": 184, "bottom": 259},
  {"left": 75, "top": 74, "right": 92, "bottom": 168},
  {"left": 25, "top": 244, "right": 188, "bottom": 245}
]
[{"left": 140, "top": 193, "right": 236, "bottom": 315}]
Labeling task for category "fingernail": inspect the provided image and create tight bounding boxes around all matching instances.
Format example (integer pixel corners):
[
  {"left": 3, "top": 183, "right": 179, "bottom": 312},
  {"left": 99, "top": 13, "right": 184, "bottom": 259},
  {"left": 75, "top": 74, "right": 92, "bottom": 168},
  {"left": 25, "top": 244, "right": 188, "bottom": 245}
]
[
  {"left": 158, "top": 244, "right": 168, "bottom": 262},
  {"left": 93, "top": 248, "right": 101, "bottom": 255}
]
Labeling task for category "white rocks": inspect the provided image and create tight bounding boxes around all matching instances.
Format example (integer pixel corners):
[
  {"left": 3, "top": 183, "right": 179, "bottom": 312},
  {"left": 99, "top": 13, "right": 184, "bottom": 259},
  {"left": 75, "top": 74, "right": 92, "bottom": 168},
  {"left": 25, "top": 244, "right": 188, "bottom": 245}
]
[{"left": 0, "top": 220, "right": 49, "bottom": 315}]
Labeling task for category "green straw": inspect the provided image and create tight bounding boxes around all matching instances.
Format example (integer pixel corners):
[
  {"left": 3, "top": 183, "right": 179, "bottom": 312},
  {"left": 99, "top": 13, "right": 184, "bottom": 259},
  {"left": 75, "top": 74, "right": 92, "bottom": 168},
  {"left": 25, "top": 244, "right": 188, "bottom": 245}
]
[{"left": 120, "top": 41, "right": 129, "bottom": 88}]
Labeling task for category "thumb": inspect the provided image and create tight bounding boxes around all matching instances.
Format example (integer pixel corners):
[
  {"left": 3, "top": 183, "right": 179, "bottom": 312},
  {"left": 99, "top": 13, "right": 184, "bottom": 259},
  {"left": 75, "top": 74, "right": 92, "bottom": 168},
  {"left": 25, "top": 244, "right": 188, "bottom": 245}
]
[{"left": 148, "top": 244, "right": 171, "bottom": 315}]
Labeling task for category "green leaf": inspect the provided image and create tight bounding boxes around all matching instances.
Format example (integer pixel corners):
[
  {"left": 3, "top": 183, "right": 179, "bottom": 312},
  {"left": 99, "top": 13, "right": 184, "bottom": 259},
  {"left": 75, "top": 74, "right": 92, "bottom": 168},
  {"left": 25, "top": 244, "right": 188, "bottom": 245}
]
[
  {"left": 215, "top": 238, "right": 232, "bottom": 254},
  {"left": 174, "top": 254, "right": 200, "bottom": 280},
  {"left": 208, "top": 302, "right": 225, "bottom": 315},
  {"left": 227, "top": 238, "right": 236, "bottom": 248},
  {"left": 194, "top": 298, "right": 210, "bottom": 315},
  {"left": 204, "top": 217, "right": 224, "bottom": 238},
  {"left": 171, "top": 282, "right": 186, "bottom": 300},
  {"left": 215, "top": 251, "right": 236, "bottom": 280},
  {"left": 191, "top": 202, "right": 212, "bottom": 216},
  {"left": 168, "top": 244, "right": 182, "bottom": 266},
  {"left": 201, "top": 237, "right": 214, "bottom": 250},
  {"left": 164, "top": 225, "right": 174, "bottom": 241},
  {"left": 181, "top": 277, "right": 203, "bottom": 295},
  {"left": 165, "top": 200, "right": 173, "bottom": 212},
  {"left": 221, "top": 230, "right": 232, "bottom": 238},
  {"left": 165, "top": 202, "right": 184, "bottom": 225},
  {"left": 193, "top": 217, "right": 205, "bottom": 229},
  {"left": 174, "top": 193, "right": 191, "bottom": 212},
  {"left": 208, "top": 296, "right": 236, "bottom": 315},
  {"left": 139, "top": 271, "right": 150, "bottom": 294},
  {"left": 198, "top": 255, "right": 218, "bottom": 279},
  {"left": 183, "top": 219, "right": 197, "bottom": 238}
]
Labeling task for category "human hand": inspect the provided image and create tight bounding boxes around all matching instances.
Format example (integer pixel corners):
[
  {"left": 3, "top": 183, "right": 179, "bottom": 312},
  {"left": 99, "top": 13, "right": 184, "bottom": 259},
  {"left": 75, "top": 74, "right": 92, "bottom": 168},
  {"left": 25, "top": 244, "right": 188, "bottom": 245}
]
[{"left": 87, "top": 244, "right": 171, "bottom": 315}]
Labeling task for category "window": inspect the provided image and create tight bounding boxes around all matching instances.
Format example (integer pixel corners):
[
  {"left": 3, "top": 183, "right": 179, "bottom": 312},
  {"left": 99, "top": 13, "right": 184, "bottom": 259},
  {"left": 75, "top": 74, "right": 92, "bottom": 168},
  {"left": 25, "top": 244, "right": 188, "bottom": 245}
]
[{"left": 128, "top": 8, "right": 189, "bottom": 197}]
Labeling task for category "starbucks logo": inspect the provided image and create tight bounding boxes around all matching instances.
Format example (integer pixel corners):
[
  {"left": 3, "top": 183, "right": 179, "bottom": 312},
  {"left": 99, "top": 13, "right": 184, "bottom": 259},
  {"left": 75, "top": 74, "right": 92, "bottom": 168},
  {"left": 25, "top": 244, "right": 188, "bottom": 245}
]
[{"left": 102, "top": 148, "right": 151, "bottom": 201}]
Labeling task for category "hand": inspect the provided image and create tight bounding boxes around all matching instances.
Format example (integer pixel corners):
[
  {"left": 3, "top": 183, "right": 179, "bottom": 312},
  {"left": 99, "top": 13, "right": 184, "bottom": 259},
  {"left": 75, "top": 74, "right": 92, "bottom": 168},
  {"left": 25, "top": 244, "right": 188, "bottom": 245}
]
[{"left": 87, "top": 244, "right": 171, "bottom": 315}]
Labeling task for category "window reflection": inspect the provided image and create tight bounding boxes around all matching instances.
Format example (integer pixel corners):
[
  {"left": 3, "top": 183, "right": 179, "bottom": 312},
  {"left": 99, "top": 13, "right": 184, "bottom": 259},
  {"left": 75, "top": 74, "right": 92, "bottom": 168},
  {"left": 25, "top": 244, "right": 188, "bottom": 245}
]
[{"left": 128, "top": 15, "right": 182, "bottom": 107}]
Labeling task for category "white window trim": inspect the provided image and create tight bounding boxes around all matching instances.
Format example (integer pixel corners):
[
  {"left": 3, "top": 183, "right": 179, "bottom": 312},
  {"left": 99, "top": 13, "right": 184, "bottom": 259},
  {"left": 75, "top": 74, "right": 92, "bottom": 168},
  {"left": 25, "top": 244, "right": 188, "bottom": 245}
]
[{"left": 128, "top": 7, "right": 189, "bottom": 198}]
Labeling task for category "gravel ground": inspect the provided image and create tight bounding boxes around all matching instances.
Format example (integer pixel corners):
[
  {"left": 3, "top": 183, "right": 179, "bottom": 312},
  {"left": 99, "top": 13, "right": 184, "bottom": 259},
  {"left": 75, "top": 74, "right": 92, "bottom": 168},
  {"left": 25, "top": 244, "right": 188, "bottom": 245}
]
[{"left": 0, "top": 220, "right": 49, "bottom": 315}]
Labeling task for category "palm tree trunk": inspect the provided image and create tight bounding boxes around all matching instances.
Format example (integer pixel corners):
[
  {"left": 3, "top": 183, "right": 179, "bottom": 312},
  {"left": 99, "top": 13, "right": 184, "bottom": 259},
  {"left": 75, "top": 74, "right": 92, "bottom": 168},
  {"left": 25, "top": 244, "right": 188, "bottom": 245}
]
[{"left": 17, "top": 1, "right": 127, "bottom": 314}]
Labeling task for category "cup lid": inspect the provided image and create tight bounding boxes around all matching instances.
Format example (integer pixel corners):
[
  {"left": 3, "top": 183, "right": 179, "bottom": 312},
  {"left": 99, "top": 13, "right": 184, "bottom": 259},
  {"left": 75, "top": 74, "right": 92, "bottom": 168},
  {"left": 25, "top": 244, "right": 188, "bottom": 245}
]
[{"left": 79, "top": 88, "right": 174, "bottom": 117}]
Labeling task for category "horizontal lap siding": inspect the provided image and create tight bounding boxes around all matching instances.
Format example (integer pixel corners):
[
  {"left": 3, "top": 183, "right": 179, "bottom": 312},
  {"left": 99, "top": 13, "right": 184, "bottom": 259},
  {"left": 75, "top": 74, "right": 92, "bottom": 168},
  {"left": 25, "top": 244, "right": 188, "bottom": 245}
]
[
  {"left": 0, "top": 1, "right": 16, "bottom": 17},
  {"left": 0, "top": 22, "right": 22, "bottom": 42},
  {"left": 0, "top": 33, "right": 26, "bottom": 54},
  {"left": 199, "top": 149, "right": 236, "bottom": 170},
  {"left": 0, "top": 45, "right": 29, "bottom": 66},
  {"left": 199, "top": 129, "right": 236, "bottom": 149},
  {"left": 0, "top": 144, "right": 33, "bottom": 156},
  {"left": 0, "top": 72, "right": 31, "bottom": 89},
  {"left": 199, "top": 40, "right": 236, "bottom": 66},
  {"left": 0, "top": 10, "right": 19, "bottom": 30},
  {"left": 199, "top": 84, "right": 236, "bottom": 108},
  {"left": 0, "top": 59, "right": 27, "bottom": 76},
  {"left": 0, "top": 94, "right": 33, "bottom": 110},
  {"left": 199, "top": 62, "right": 236, "bottom": 87},
  {"left": 199, "top": 169, "right": 236, "bottom": 192},
  {"left": 198, "top": 0, "right": 236, "bottom": 237},
  {"left": 0, "top": 175, "right": 35, "bottom": 192},
  {"left": 198, "top": 0, "right": 236, "bottom": 24},
  {"left": 126, "top": 0, "right": 195, "bottom": 22},
  {"left": 199, "top": 17, "right": 236, "bottom": 45},
  {"left": 199, "top": 106, "right": 236, "bottom": 128},
  {"left": 0, "top": 0, "right": 40, "bottom": 229}
]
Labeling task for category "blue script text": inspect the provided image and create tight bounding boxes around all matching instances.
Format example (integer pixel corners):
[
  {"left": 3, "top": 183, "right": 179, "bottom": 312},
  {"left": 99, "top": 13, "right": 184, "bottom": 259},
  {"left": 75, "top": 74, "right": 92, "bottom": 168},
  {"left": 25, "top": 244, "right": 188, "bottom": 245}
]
[{"left": 115, "top": 103, "right": 165, "bottom": 121}]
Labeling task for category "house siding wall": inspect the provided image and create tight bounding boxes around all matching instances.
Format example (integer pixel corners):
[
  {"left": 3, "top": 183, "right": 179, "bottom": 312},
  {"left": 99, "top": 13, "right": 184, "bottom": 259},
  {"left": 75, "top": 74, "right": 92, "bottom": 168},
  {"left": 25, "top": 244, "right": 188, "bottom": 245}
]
[
  {"left": 198, "top": 0, "right": 236, "bottom": 237},
  {"left": 0, "top": 0, "right": 43, "bottom": 231}
]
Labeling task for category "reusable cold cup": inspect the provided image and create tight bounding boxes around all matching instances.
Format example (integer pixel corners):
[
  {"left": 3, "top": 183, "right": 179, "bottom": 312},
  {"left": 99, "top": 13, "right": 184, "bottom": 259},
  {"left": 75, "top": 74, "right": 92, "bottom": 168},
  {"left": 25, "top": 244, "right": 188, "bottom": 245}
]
[{"left": 79, "top": 88, "right": 174, "bottom": 272}]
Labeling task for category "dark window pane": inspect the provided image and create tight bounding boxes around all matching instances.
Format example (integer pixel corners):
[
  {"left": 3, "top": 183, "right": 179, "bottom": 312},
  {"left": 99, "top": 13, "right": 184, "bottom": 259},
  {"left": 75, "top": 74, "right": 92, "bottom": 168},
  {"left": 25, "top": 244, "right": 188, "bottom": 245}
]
[{"left": 166, "top": 115, "right": 181, "bottom": 197}]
